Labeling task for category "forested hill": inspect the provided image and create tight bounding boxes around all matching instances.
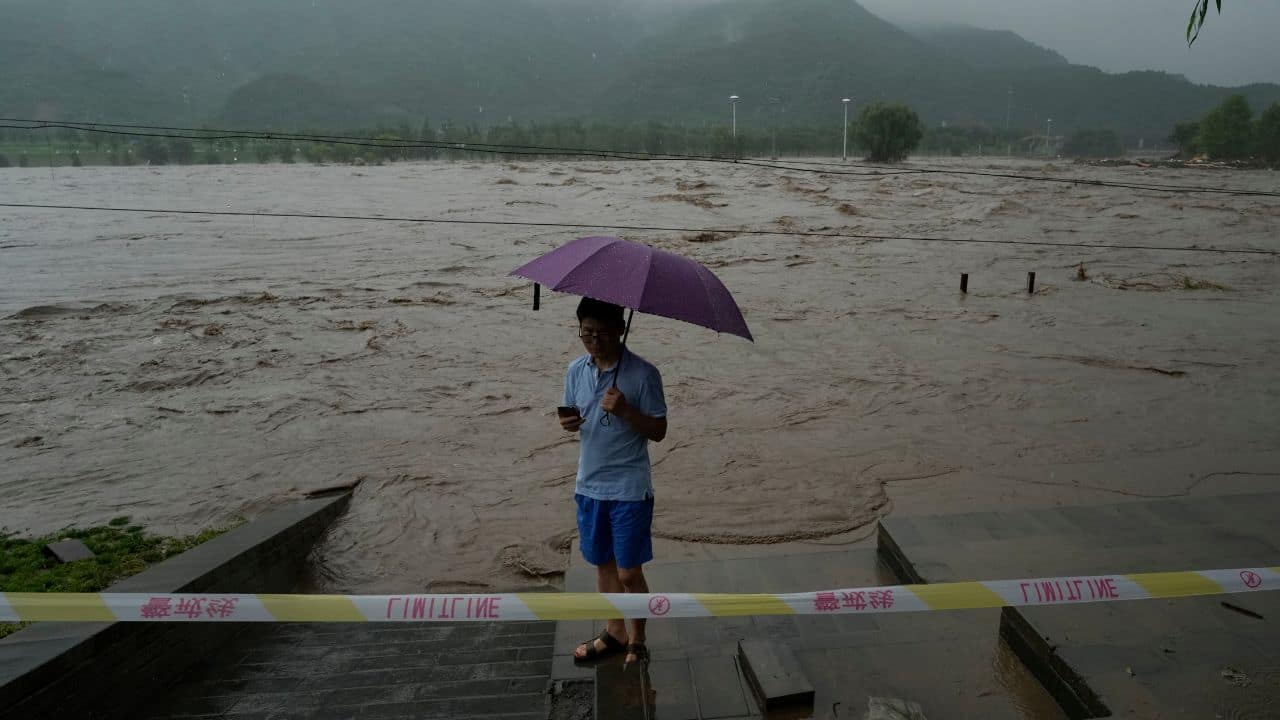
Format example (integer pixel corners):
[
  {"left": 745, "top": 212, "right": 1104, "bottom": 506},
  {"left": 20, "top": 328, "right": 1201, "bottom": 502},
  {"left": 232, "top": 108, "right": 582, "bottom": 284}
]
[
  {"left": 907, "top": 24, "right": 1070, "bottom": 70},
  {"left": 1, "top": 0, "right": 1276, "bottom": 139}
]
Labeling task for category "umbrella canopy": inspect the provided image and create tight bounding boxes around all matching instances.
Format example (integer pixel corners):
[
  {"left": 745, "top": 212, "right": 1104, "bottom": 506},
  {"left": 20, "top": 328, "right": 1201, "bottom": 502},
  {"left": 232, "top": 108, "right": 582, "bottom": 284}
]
[{"left": 510, "top": 236, "right": 753, "bottom": 341}]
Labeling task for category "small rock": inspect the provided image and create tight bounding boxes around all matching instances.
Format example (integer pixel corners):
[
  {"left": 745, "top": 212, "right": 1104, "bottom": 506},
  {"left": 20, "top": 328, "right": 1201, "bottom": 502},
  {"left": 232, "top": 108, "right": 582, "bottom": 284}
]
[{"left": 44, "top": 538, "right": 95, "bottom": 563}]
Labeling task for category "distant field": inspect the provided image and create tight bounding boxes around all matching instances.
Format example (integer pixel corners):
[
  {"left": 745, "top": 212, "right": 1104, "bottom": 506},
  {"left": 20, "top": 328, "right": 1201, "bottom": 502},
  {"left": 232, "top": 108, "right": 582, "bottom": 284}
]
[{"left": 0, "top": 143, "right": 110, "bottom": 166}]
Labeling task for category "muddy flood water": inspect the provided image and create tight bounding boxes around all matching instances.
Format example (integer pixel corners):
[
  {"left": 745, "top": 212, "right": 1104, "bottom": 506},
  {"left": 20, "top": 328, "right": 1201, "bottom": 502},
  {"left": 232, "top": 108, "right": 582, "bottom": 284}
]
[{"left": 1, "top": 157, "right": 1277, "bottom": 592}]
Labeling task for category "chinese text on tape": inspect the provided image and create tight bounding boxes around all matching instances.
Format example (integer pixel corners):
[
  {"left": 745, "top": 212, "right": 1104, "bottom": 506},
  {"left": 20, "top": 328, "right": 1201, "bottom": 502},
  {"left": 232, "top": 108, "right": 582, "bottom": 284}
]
[{"left": 1, "top": 567, "right": 1274, "bottom": 623}]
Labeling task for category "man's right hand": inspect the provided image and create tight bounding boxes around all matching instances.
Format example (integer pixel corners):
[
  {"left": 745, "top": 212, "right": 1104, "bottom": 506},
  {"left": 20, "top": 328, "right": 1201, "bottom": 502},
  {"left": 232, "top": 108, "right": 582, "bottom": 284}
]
[{"left": 559, "top": 415, "right": 584, "bottom": 433}]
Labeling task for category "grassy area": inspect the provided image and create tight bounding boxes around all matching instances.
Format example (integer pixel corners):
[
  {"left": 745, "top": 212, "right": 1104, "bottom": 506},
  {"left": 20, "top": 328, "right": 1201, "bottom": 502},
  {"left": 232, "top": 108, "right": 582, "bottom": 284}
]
[
  {"left": 0, "top": 143, "right": 121, "bottom": 167},
  {"left": 0, "top": 516, "right": 241, "bottom": 639}
]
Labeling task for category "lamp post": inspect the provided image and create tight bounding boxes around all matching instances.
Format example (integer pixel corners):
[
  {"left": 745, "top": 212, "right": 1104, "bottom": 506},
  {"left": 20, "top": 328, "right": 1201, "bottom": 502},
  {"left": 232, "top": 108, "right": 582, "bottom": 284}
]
[
  {"left": 842, "top": 98, "right": 851, "bottom": 161},
  {"left": 1006, "top": 87, "right": 1013, "bottom": 156},
  {"left": 1046, "top": 118, "right": 1053, "bottom": 156},
  {"left": 767, "top": 96, "right": 783, "bottom": 160},
  {"left": 729, "top": 95, "right": 740, "bottom": 160}
]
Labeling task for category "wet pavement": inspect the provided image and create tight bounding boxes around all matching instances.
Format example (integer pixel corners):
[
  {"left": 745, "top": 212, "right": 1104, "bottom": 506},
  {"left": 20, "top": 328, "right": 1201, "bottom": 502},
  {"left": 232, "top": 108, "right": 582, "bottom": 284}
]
[
  {"left": 141, "top": 621, "right": 554, "bottom": 719},
  {"left": 555, "top": 546, "right": 1065, "bottom": 720},
  {"left": 881, "top": 491, "right": 1280, "bottom": 718}
]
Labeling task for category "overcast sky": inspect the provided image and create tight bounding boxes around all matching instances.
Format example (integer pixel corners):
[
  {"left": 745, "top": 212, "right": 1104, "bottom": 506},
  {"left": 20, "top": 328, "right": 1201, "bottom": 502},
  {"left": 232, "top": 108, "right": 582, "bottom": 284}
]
[{"left": 857, "top": 0, "right": 1279, "bottom": 87}]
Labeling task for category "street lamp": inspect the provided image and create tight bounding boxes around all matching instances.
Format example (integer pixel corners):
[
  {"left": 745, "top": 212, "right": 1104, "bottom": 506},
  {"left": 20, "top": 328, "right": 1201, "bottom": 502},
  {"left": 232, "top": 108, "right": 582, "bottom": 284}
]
[
  {"left": 842, "top": 98, "right": 851, "bottom": 161},
  {"left": 1046, "top": 118, "right": 1053, "bottom": 156},
  {"left": 728, "top": 95, "right": 740, "bottom": 160},
  {"left": 1006, "top": 87, "right": 1013, "bottom": 156}
]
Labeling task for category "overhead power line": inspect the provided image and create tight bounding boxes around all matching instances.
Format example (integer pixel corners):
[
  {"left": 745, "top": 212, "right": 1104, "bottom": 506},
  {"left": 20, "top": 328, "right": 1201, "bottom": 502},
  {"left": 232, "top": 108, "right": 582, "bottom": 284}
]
[
  {"left": 1, "top": 201, "right": 1274, "bottom": 256},
  {"left": 0, "top": 119, "right": 911, "bottom": 180},
  {"left": 3, "top": 117, "right": 1278, "bottom": 198}
]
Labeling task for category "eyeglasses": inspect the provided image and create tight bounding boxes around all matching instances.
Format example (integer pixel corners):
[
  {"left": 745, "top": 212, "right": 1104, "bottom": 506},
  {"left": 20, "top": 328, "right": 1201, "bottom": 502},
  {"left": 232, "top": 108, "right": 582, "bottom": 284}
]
[{"left": 578, "top": 329, "right": 617, "bottom": 341}]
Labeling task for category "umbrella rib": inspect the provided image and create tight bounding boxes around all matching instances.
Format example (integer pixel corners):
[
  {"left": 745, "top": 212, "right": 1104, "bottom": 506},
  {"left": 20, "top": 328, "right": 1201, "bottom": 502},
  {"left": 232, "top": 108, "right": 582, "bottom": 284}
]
[
  {"left": 693, "top": 264, "right": 723, "bottom": 334},
  {"left": 633, "top": 246, "right": 656, "bottom": 311},
  {"left": 538, "top": 238, "right": 618, "bottom": 292}
]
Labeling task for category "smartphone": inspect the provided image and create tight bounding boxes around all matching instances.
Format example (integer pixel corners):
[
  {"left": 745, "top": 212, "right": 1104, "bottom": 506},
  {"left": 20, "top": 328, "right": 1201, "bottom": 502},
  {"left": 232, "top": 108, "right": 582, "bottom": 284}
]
[{"left": 557, "top": 406, "right": 581, "bottom": 419}]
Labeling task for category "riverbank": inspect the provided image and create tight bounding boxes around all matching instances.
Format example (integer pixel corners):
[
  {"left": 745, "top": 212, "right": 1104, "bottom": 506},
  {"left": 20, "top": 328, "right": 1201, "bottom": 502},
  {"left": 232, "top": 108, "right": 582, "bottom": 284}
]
[{"left": 0, "top": 518, "right": 239, "bottom": 638}]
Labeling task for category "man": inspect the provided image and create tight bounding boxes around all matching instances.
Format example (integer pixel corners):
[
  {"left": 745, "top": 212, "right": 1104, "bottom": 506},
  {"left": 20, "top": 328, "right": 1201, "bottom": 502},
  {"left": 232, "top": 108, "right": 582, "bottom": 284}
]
[{"left": 560, "top": 297, "right": 667, "bottom": 668}]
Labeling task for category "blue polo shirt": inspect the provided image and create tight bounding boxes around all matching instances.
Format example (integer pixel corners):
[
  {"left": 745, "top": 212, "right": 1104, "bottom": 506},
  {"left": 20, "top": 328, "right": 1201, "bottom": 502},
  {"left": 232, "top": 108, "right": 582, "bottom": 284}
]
[{"left": 564, "top": 349, "right": 667, "bottom": 502}]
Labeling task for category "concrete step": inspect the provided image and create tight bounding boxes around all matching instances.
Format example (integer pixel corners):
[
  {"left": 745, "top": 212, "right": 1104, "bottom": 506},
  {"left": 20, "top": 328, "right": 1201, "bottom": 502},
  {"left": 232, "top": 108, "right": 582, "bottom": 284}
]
[
  {"left": 737, "top": 639, "right": 815, "bottom": 715},
  {"left": 877, "top": 492, "right": 1280, "bottom": 719}
]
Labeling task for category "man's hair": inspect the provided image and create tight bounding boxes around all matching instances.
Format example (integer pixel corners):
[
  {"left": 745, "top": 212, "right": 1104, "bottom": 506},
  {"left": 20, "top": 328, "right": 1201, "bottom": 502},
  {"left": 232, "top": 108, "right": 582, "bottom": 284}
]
[{"left": 576, "top": 297, "right": 625, "bottom": 330}]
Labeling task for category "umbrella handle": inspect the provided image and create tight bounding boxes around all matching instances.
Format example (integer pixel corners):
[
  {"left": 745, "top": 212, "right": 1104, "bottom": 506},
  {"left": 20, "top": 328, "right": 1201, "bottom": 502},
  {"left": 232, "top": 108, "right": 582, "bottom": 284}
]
[{"left": 601, "top": 309, "right": 635, "bottom": 426}]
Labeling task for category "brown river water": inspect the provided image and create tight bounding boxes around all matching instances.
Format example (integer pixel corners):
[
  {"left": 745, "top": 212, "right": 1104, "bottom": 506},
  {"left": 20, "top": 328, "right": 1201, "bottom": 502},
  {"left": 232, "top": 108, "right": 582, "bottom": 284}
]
[{"left": 2, "top": 157, "right": 1277, "bottom": 593}]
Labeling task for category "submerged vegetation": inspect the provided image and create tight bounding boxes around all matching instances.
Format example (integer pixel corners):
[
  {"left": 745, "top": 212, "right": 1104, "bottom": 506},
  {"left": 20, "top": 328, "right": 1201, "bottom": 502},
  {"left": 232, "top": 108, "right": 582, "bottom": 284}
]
[
  {"left": 0, "top": 517, "right": 241, "bottom": 639},
  {"left": 856, "top": 103, "right": 924, "bottom": 162}
]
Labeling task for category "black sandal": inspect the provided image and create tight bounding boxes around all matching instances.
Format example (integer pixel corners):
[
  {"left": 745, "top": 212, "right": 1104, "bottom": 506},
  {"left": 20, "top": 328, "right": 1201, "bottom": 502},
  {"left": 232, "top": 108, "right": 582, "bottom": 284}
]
[
  {"left": 624, "top": 642, "right": 649, "bottom": 669},
  {"left": 573, "top": 627, "right": 625, "bottom": 664}
]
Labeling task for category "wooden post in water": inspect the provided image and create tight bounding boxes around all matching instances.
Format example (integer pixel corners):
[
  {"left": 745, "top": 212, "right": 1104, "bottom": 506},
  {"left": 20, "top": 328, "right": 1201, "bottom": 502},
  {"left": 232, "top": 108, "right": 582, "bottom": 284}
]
[
  {"left": 1027, "top": 272, "right": 1036, "bottom": 294},
  {"left": 960, "top": 273, "right": 969, "bottom": 293}
]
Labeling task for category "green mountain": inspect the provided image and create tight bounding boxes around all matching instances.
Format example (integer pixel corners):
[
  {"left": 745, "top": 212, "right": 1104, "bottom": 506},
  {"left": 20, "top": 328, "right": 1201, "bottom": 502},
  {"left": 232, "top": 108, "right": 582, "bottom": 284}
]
[
  {"left": 219, "top": 74, "right": 361, "bottom": 129},
  {"left": 909, "top": 25, "right": 1069, "bottom": 70},
  {"left": 596, "top": 0, "right": 957, "bottom": 122},
  {"left": 0, "top": 16, "right": 172, "bottom": 123},
  {"left": 1, "top": 0, "right": 1276, "bottom": 140},
  {"left": 594, "top": 0, "right": 1280, "bottom": 139},
  {"left": 1, "top": 0, "right": 635, "bottom": 125}
]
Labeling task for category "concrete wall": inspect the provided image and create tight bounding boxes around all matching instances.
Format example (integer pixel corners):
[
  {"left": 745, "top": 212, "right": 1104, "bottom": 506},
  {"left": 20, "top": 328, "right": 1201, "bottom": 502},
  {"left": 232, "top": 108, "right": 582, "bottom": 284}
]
[{"left": 0, "top": 493, "right": 350, "bottom": 720}]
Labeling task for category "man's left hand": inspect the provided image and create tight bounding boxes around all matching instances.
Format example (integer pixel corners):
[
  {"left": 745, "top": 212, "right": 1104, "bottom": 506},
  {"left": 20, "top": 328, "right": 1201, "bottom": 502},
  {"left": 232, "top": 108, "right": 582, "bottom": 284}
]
[{"left": 601, "top": 388, "right": 629, "bottom": 417}]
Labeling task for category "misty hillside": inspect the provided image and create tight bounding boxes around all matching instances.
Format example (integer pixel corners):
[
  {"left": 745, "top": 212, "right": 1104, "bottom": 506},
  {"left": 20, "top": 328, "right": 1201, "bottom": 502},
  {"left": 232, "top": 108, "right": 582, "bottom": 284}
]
[
  {"left": 593, "top": 0, "right": 1279, "bottom": 139},
  {"left": 0, "top": 0, "right": 632, "bottom": 124},
  {"left": 598, "top": 0, "right": 958, "bottom": 121},
  {"left": 909, "top": 25, "right": 1069, "bottom": 70},
  {"left": 2, "top": 0, "right": 1277, "bottom": 139}
]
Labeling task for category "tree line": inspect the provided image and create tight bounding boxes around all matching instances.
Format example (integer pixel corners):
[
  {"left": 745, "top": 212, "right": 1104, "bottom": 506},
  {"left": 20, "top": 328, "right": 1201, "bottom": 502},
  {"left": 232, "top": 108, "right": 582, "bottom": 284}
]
[
  {"left": 1169, "top": 96, "right": 1280, "bottom": 164},
  {"left": 0, "top": 109, "right": 1118, "bottom": 168},
  {"left": 21, "top": 101, "right": 1270, "bottom": 168}
]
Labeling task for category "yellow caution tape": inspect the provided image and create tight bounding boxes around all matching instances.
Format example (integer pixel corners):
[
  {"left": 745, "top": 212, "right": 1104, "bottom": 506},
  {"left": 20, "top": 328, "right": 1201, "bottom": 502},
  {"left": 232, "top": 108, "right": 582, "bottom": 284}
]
[{"left": 0, "top": 567, "right": 1273, "bottom": 623}]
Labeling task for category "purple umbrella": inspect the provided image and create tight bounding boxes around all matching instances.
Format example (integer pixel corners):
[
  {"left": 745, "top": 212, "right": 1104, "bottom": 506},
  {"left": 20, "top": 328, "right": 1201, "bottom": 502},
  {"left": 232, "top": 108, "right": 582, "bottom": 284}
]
[
  {"left": 512, "top": 236, "right": 752, "bottom": 425},
  {"left": 510, "top": 236, "right": 753, "bottom": 342}
]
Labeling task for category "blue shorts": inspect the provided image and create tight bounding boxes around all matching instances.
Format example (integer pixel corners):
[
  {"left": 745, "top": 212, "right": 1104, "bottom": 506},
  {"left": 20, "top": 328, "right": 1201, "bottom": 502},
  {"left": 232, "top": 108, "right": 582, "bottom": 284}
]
[{"left": 575, "top": 494, "right": 654, "bottom": 569}]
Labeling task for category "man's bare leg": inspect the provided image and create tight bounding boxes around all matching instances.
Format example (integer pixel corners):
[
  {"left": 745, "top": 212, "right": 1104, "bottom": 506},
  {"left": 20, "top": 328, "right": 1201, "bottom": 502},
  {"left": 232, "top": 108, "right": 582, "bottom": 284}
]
[
  {"left": 617, "top": 564, "right": 648, "bottom": 664},
  {"left": 574, "top": 561, "right": 627, "bottom": 658}
]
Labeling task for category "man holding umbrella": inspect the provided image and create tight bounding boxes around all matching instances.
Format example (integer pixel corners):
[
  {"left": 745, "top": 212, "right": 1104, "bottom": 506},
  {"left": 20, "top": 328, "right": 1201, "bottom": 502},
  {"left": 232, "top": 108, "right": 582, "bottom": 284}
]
[
  {"left": 511, "top": 236, "right": 753, "bottom": 668},
  {"left": 559, "top": 297, "right": 667, "bottom": 667}
]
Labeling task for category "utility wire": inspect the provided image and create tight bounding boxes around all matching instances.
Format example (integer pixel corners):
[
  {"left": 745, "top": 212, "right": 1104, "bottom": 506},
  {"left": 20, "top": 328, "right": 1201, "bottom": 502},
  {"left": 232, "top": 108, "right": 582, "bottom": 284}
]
[
  {"left": 9, "top": 118, "right": 1270, "bottom": 196},
  {"left": 0, "top": 121, "right": 915, "bottom": 180},
  {"left": 1, "top": 201, "right": 1273, "bottom": 256},
  {"left": 4, "top": 117, "right": 1278, "bottom": 198},
  {"left": 0, "top": 118, "right": 1248, "bottom": 195},
  {"left": 5, "top": 118, "right": 1260, "bottom": 195}
]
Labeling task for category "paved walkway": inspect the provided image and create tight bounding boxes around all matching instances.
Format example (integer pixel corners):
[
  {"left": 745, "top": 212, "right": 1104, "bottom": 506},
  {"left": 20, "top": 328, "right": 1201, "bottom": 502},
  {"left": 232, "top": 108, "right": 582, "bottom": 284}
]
[
  {"left": 141, "top": 621, "right": 554, "bottom": 719},
  {"left": 554, "top": 546, "right": 1065, "bottom": 719},
  {"left": 881, "top": 491, "right": 1280, "bottom": 718},
  {"left": 139, "top": 491, "right": 1279, "bottom": 719}
]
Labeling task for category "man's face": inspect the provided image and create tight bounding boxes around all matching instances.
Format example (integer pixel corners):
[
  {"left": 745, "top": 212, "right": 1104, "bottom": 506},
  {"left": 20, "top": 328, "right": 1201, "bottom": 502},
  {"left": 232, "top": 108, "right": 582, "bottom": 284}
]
[{"left": 579, "top": 317, "right": 621, "bottom": 361}]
